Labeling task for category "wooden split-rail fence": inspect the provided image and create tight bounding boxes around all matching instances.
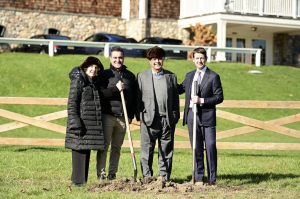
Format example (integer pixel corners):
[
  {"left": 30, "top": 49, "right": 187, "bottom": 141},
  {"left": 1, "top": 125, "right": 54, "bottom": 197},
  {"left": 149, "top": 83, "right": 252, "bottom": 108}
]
[{"left": 0, "top": 97, "right": 300, "bottom": 150}]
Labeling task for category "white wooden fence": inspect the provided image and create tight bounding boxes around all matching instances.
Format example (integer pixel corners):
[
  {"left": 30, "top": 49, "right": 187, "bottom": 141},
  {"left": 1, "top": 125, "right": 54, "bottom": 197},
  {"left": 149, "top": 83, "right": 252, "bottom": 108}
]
[{"left": 0, "top": 37, "right": 262, "bottom": 66}]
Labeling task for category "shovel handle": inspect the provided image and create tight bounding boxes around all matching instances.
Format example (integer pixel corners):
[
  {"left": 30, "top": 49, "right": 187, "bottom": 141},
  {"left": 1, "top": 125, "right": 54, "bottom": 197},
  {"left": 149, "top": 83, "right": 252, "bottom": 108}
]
[{"left": 119, "top": 81, "right": 137, "bottom": 181}]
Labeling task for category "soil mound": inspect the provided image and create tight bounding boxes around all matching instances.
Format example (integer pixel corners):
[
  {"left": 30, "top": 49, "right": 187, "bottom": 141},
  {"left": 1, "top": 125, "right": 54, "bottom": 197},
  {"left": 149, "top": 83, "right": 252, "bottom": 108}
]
[{"left": 87, "top": 176, "right": 228, "bottom": 194}]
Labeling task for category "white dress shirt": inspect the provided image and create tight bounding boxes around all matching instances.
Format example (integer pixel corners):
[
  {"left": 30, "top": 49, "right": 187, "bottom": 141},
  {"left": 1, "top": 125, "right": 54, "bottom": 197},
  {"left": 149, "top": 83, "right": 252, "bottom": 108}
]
[{"left": 189, "top": 66, "right": 207, "bottom": 108}]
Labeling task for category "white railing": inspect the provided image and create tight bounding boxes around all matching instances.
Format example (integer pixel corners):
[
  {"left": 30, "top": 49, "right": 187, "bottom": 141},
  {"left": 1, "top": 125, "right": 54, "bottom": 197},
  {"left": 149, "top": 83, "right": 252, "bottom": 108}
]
[
  {"left": 0, "top": 37, "right": 262, "bottom": 66},
  {"left": 180, "top": 0, "right": 299, "bottom": 19},
  {"left": 231, "top": 0, "right": 261, "bottom": 14},
  {"left": 264, "top": 0, "right": 293, "bottom": 17}
]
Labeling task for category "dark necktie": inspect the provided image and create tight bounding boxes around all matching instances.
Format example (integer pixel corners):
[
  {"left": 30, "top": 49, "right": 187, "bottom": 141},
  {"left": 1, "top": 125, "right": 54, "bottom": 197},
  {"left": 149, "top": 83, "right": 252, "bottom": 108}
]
[{"left": 197, "top": 72, "right": 201, "bottom": 94}]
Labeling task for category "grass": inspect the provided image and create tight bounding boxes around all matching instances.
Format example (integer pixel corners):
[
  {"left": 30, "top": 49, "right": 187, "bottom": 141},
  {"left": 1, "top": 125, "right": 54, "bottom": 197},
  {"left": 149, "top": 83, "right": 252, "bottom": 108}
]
[
  {"left": 0, "top": 52, "right": 300, "bottom": 198},
  {"left": 1, "top": 146, "right": 300, "bottom": 198}
]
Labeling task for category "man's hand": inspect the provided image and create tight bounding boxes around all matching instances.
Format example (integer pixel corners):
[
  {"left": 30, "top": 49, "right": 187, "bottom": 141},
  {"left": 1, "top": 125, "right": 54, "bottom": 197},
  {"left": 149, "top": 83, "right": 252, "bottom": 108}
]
[
  {"left": 116, "top": 81, "right": 124, "bottom": 91},
  {"left": 192, "top": 96, "right": 200, "bottom": 104}
]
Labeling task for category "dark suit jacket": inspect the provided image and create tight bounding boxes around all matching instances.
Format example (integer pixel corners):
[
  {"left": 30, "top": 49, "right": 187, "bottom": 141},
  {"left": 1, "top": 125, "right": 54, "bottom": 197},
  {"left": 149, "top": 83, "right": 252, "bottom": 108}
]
[
  {"left": 136, "top": 68, "right": 180, "bottom": 127},
  {"left": 178, "top": 67, "right": 223, "bottom": 127}
]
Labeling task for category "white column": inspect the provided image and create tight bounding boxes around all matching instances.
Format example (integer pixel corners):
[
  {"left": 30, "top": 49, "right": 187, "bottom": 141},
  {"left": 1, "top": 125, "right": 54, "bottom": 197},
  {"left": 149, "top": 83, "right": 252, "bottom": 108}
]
[
  {"left": 292, "top": 0, "right": 297, "bottom": 19},
  {"left": 139, "top": 0, "right": 148, "bottom": 19},
  {"left": 122, "top": 0, "right": 130, "bottom": 21},
  {"left": 259, "top": 0, "right": 264, "bottom": 16},
  {"left": 216, "top": 20, "right": 227, "bottom": 61},
  {"left": 243, "top": 0, "right": 248, "bottom": 14}
]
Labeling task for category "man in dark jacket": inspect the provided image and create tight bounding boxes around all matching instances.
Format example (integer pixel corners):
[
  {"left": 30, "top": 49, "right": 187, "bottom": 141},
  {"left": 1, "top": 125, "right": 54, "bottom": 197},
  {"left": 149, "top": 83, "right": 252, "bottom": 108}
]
[
  {"left": 178, "top": 47, "right": 223, "bottom": 186},
  {"left": 97, "top": 46, "right": 136, "bottom": 180}
]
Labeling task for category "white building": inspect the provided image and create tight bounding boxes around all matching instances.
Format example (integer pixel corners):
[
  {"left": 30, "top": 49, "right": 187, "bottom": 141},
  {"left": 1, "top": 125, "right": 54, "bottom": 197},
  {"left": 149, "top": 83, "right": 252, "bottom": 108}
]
[{"left": 179, "top": 0, "right": 300, "bottom": 66}]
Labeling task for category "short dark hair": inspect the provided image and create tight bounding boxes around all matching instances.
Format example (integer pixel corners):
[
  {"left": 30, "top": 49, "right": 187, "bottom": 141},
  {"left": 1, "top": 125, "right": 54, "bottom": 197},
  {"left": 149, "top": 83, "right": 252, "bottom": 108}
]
[
  {"left": 110, "top": 46, "right": 124, "bottom": 56},
  {"left": 193, "top": 47, "right": 207, "bottom": 59},
  {"left": 146, "top": 46, "right": 165, "bottom": 60}
]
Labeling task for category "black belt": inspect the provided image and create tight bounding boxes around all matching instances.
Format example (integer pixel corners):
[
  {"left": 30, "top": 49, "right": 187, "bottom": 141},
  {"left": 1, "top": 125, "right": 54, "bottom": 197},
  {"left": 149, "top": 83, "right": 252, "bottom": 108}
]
[{"left": 113, "top": 113, "right": 123, "bottom": 116}]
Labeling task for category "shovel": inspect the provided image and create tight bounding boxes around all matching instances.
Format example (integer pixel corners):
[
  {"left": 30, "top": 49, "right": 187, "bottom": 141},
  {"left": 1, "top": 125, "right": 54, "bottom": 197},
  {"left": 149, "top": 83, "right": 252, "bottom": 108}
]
[
  {"left": 192, "top": 81, "right": 197, "bottom": 184},
  {"left": 119, "top": 81, "right": 137, "bottom": 182}
]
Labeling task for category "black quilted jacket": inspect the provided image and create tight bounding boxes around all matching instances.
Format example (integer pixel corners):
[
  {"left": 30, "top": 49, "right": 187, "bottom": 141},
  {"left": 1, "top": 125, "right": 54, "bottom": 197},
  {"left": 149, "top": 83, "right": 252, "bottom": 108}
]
[
  {"left": 65, "top": 67, "right": 118, "bottom": 150},
  {"left": 100, "top": 64, "right": 136, "bottom": 119}
]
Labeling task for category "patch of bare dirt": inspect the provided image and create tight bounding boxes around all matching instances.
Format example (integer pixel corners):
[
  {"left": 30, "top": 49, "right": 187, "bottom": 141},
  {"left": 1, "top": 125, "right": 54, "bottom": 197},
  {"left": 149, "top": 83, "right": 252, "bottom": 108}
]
[{"left": 87, "top": 176, "right": 243, "bottom": 195}]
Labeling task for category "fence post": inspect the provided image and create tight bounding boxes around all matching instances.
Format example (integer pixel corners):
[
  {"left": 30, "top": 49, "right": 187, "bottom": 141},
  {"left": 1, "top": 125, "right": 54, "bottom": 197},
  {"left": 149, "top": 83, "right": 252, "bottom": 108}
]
[
  {"left": 48, "top": 41, "right": 54, "bottom": 57},
  {"left": 104, "top": 43, "right": 110, "bottom": 58},
  {"left": 255, "top": 49, "right": 261, "bottom": 67},
  {"left": 207, "top": 47, "right": 211, "bottom": 63}
]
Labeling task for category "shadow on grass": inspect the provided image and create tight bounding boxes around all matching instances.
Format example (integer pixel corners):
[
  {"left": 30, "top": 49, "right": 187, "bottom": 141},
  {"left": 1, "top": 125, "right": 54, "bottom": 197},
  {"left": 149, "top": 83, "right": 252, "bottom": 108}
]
[
  {"left": 220, "top": 151, "right": 299, "bottom": 158},
  {"left": 218, "top": 173, "right": 300, "bottom": 185},
  {"left": 171, "top": 173, "right": 300, "bottom": 185},
  {"left": 0, "top": 145, "right": 69, "bottom": 152}
]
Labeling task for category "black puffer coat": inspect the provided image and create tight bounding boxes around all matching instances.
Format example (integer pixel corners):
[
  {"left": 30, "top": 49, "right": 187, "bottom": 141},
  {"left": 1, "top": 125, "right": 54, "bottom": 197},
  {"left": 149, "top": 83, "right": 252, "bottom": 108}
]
[
  {"left": 65, "top": 67, "right": 118, "bottom": 150},
  {"left": 100, "top": 64, "right": 136, "bottom": 119}
]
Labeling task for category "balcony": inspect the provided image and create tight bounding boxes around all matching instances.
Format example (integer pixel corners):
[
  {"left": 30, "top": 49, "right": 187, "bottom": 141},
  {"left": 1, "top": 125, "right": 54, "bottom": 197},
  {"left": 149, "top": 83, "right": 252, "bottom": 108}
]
[{"left": 180, "top": 0, "right": 300, "bottom": 19}]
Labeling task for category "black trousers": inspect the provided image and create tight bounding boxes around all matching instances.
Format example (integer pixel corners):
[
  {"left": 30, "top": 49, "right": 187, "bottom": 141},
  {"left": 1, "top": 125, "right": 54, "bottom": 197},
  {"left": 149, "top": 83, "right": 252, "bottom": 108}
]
[
  {"left": 71, "top": 149, "right": 91, "bottom": 184},
  {"left": 187, "top": 110, "right": 217, "bottom": 182}
]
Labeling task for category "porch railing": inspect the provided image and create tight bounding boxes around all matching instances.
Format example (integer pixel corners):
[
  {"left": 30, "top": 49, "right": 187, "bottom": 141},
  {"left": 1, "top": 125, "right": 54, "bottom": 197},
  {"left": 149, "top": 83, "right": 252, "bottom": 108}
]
[{"left": 180, "top": 0, "right": 300, "bottom": 19}]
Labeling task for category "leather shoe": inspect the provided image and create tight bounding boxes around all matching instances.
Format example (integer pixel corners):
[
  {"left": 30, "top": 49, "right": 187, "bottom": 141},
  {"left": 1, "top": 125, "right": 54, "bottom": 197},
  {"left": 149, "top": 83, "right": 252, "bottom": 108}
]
[
  {"left": 71, "top": 182, "right": 84, "bottom": 187},
  {"left": 208, "top": 181, "right": 216, "bottom": 186}
]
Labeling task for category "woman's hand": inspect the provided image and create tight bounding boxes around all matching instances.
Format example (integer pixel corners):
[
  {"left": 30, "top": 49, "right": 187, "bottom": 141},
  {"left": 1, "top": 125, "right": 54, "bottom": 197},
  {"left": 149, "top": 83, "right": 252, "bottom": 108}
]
[{"left": 116, "top": 81, "right": 124, "bottom": 91}]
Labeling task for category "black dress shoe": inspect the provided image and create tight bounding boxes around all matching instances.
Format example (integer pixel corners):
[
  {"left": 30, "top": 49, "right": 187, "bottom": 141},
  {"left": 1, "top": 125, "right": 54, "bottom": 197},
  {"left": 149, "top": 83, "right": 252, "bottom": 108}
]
[
  {"left": 71, "top": 182, "right": 84, "bottom": 187},
  {"left": 208, "top": 181, "right": 216, "bottom": 186}
]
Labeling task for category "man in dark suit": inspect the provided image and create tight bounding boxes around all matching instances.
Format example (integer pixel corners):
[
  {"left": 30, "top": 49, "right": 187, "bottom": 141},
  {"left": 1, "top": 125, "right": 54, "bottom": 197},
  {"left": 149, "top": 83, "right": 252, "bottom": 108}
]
[
  {"left": 136, "top": 46, "right": 180, "bottom": 181},
  {"left": 178, "top": 47, "right": 223, "bottom": 185}
]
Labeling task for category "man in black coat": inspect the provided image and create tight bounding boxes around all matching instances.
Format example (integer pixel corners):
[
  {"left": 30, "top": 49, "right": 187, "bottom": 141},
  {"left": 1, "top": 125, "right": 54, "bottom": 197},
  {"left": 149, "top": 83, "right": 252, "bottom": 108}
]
[
  {"left": 178, "top": 47, "right": 223, "bottom": 186},
  {"left": 96, "top": 46, "right": 136, "bottom": 180}
]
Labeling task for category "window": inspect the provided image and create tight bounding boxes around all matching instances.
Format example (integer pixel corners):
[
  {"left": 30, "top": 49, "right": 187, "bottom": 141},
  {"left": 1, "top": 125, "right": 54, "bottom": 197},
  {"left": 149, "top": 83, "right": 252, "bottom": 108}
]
[
  {"left": 93, "top": 35, "right": 109, "bottom": 42},
  {"left": 236, "top": 38, "right": 245, "bottom": 63},
  {"left": 226, "top": 38, "right": 232, "bottom": 61},
  {"left": 0, "top": 25, "right": 6, "bottom": 37}
]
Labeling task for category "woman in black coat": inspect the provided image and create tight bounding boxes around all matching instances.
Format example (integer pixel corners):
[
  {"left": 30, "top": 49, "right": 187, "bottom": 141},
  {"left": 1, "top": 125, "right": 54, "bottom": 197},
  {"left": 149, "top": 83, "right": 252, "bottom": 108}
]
[{"left": 65, "top": 56, "right": 123, "bottom": 187}]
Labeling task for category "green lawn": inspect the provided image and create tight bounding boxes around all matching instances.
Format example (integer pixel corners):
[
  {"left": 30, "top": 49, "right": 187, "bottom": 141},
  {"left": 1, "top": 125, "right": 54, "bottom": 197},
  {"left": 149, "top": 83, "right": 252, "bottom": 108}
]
[{"left": 0, "top": 53, "right": 300, "bottom": 198}]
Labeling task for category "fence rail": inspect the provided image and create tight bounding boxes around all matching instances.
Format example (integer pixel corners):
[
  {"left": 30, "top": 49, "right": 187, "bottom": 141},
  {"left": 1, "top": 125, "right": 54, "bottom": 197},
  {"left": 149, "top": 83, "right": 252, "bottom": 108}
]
[
  {"left": 0, "top": 97, "right": 299, "bottom": 150},
  {"left": 0, "top": 37, "right": 262, "bottom": 66}
]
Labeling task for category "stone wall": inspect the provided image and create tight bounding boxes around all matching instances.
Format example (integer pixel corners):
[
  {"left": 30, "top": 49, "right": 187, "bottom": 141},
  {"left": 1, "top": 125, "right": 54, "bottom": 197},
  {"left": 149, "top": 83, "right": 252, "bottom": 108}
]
[
  {"left": 147, "top": 18, "right": 181, "bottom": 39},
  {"left": 273, "top": 33, "right": 300, "bottom": 67},
  {"left": 126, "top": 19, "right": 147, "bottom": 41},
  {"left": 149, "top": 0, "right": 180, "bottom": 19},
  {"left": 0, "top": 10, "right": 127, "bottom": 42},
  {"left": 0, "top": 0, "right": 122, "bottom": 17},
  {"left": 0, "top": 9, "right": 185, "bottom": 43}
]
